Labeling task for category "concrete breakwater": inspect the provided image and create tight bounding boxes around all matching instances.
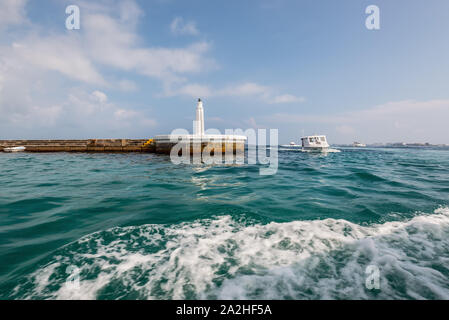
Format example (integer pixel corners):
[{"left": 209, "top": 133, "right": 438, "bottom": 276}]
[
  {"left": 0, "top": 139, "right": 155, "bottom": 153},
  {"left": 0, "top": 138, "right": 245, "bottom": 155}
]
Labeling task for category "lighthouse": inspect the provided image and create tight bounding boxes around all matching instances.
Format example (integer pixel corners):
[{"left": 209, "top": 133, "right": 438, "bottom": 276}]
[
  {"left": 154, "top": 98, "right": 246, "bottom": 155},
  {"left": 194, "top": 98, "right": 205, "bottom": 136}
]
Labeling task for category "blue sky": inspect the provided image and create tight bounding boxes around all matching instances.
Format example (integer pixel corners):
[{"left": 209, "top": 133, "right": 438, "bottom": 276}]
[{"left": 1, "top": 0, "right": 449, "bottom": 143}]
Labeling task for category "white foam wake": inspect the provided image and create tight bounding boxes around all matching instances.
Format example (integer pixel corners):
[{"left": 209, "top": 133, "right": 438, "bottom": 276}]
[{"left": 16, "top": 207, "right": 449, "bottom": 300}]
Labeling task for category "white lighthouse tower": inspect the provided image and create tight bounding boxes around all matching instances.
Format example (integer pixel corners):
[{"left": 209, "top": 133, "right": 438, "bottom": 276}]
[{"left": 194, "top": 98, "right": 205, "bottom": 136}]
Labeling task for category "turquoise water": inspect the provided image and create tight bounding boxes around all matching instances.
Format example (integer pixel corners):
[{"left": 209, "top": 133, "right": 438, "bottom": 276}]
[{"left": 0, "top": 147, "right": 448, "bottom": 299}]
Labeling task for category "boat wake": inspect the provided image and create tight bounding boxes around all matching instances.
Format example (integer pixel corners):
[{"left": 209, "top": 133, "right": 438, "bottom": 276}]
[
  {"left": 280, "top": 147, "right": 341, "bottom": 153},
  {"left": 11, "top": 207, "right": 449, "bottom": 300}
]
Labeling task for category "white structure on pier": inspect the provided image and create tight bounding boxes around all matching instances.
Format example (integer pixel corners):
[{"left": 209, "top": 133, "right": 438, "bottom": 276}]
[{"left": 194, "top": 99, "right": 205, "bottom": 136}]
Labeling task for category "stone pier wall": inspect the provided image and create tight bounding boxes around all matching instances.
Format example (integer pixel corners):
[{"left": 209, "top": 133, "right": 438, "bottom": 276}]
[{"left": 0, "top": 139, "right": 155, "bottom": 153}]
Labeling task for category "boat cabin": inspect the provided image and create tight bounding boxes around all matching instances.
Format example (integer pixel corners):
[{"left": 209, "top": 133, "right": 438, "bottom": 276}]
[{"left": 301, "top": 135, "right": 329, "bottom": 149}]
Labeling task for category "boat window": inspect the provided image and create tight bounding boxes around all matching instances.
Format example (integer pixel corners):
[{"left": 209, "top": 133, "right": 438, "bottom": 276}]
[
  {"left": 309, "top": 138, "right": 313, "bottom": 143},
  {"left": 320, "top": 137, "right": 326, "bottom": 142}
]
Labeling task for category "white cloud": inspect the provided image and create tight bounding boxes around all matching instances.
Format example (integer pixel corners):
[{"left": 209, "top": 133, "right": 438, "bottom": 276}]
[
  {"left": 176, "top": 83, "right": 214, "bottom": 98},
  {"left": 82, "top": 12, "right": 214, "bottom": 83},
  {"left": 65, "top": 89, "right": 157, "bottom": 135},
  {"left": 270, "top": 94, "right": 305, "bottom": 104},
  {"left": 7, "top": 104, "right": 62, "bottom": 127},
  {"left": 170, "top": 17, "right": 199, "bottom": 36},
  {"left": 114, "top": 108, "right": 138, "bottom": 120},
  {"left": 267, "top": 99, "right": 449, "bottom": 144},
  {"left": 220, "top": 83, "right": 270, "bottom": 97},
  {"left": 168, "top": 81, "right": 304, "bottom": 105},
  {"left": 0, "top": 0, "right": 27, "bottom": 29},
  {"left": 91, "top": 90, "right": 108, "bottom": 103},
  {"left": 118, "top": 0, "right": 144, "bottom": 26},
  {"left": 0, "top": 88, "right": 156, "bottom": 138},
  {"left": 0, "top": 45, "right": 56, "bottom": 117},
  {"left": 10, "top": 36, "right": 106, "bottom": 85},
  {"left": 0, "top": 40, "right": 156, "bottom": 138},
  {"left": 1, "top": 0, "right": 215, "bottom": 89}
]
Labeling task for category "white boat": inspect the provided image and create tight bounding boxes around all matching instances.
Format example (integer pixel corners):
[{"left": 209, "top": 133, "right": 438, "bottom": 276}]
[
  {"left": 353, "top": 142, "right": 367, "bottom": 147},
  {"left": 300, "top": 135, "right": 330, "bottom": 152},
  {"left": 281, "top": 135, "right": 331, "bottom": 152},
  {"left": 3, "top": 146, "right": 26, "bottom": 153}
]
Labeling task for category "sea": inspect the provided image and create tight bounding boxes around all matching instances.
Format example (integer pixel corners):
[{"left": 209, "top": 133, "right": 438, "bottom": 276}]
[{"left": 0, "top": 147, "right": 448, "bottom": 300}]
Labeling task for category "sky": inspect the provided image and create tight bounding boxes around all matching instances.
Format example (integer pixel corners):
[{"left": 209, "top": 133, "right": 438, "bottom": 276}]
[{"left": 0, "top": 0, "right": 449, "bottom": 144}]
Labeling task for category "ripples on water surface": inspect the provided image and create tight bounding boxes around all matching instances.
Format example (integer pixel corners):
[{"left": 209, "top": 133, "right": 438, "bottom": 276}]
[{"left": 0, "top": 147, "right": 448, "bottom": 299}]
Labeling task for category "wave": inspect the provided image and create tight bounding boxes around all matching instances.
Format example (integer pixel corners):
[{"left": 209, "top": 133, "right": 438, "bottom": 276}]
[{"left": 12, "top": 207, "right": 449, "bottom": 300}]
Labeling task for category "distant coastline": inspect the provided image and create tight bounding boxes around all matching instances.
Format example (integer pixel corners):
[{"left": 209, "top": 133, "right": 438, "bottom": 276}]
[{"left": 335, "top": 142, "right": 449, "bottom": 148}]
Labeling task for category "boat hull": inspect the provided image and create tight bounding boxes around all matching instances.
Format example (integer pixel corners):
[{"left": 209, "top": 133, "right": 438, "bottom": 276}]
[
  {"left": 302, "top": 147, "right": 330, "bottom": 153},
  {"left": 281, "top": 145, "right": 330, "bottom": 153}
]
